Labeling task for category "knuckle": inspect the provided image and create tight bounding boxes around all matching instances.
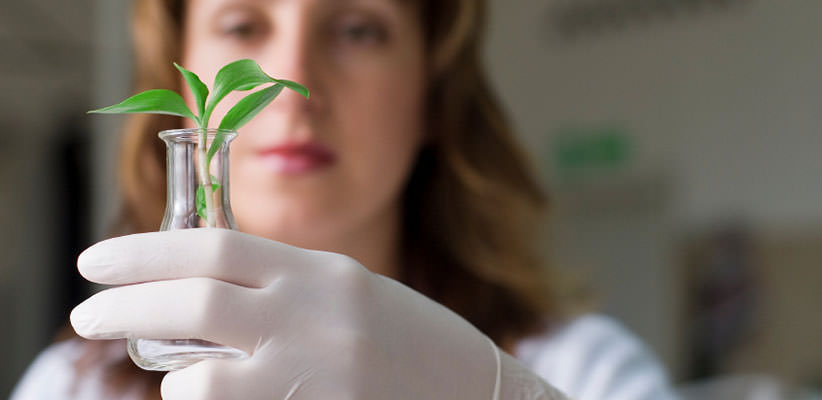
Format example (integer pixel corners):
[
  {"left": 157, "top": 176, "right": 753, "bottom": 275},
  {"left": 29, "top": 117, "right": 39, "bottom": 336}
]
[
  {"left": 312, "top": 254, "right": 376, "bottom": 319},
  {"left": 328, "top": 254, "right": 370, "bottom": 285}
]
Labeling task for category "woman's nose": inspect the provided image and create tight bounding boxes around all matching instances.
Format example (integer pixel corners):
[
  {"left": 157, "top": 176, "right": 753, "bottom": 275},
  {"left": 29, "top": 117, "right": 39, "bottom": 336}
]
[{"left": 259, "top": 16, "right": 320, "bottom": 114}]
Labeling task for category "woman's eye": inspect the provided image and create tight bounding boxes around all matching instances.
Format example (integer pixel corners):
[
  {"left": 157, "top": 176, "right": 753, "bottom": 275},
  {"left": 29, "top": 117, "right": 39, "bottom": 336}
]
[
  {"left": 335, "top": 19, "right": 387, "bottom": 45},
  {"left": 224, "top": 22, "right": 263, "bottom": 40}
]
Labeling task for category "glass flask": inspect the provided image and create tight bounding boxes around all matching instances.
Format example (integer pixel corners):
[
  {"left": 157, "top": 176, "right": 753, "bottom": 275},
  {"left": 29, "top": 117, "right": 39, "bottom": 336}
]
[{"left": 127, "top": 128, "right": 248, "bottom": 371}]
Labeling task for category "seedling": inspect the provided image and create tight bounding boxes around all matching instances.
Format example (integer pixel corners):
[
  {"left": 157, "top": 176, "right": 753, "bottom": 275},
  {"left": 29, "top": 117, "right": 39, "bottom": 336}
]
[{"left": 89, "top": 59, "right": 309, "bottom": 225}]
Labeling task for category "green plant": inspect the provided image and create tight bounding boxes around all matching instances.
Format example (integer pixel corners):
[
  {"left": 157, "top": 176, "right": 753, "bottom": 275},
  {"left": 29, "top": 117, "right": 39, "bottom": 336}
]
[{"left": 89, "top": 59, "right": 309, "bottom": 225}]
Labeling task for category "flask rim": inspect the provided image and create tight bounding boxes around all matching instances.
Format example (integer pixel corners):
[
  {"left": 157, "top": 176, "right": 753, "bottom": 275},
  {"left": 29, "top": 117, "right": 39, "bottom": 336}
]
[{"left": 158, "top": 128, "right": 238, "bottom": 143}]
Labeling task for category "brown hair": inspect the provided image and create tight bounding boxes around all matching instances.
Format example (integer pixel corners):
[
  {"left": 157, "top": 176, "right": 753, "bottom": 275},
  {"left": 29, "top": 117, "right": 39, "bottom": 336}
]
[{"left": 76, "top": 0, "right": 577, "bottom": 397}]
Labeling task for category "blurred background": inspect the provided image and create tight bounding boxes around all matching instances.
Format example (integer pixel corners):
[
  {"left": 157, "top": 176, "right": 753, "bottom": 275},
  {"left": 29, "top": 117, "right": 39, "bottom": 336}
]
[{"left": 1, "top": 0, "right": 820, "bottom": 398}]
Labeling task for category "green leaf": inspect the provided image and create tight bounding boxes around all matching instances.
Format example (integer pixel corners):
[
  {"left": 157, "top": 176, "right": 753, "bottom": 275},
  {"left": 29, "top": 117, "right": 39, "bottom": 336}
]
[
  {"left": 203, "top": 59, "right": 276, "bottom": 125},
  {"left": 207, "top": 84, "right": 285, "bottom": 164},
  {"left": 196, "top": 181, "right": 221, "bottom": 221},
  {"left": 174, "top": 62, "right": 209, "bottom": 123},
  {"left": 88, "top": 89, "right": 196, "bottom": 121},
  {"left": 274, "top": 79, "right": 310, "bottom": 99},
  {"left": 219, "top": 84, "right": 284, "bottom": 131}
]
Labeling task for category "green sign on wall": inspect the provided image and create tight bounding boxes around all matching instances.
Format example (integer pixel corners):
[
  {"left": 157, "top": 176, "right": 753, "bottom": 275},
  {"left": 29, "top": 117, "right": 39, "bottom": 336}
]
[{"left": 552, "top": 124, "right": 633, "bottom": 183}]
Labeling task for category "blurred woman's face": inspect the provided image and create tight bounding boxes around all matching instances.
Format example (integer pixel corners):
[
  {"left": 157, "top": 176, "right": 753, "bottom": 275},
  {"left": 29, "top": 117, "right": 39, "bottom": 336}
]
[{"left": 182, "top": 0, "right": 425, "bottom": 249}]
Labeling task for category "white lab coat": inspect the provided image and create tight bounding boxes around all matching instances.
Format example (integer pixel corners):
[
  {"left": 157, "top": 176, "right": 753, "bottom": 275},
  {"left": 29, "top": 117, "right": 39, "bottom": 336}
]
[{"left": 10, "top": 314, "right": 678, "bottom": 400}]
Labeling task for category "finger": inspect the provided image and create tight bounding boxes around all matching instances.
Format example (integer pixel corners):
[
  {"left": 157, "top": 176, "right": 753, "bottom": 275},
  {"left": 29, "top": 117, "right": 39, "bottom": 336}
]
[
  {"left": 161, "top": 359, "right": 245, "bottom": 400},
  {"left": 77, "top": 228, "right": 334, "bottom": 287},
  {"left": 161, "top": 357, "right": 320, "bottom": 400},
  {"left": 161, "top": 361, "right": 217, "bottom": 400},
  {"left": 70, "top": 277, "right": 269, "bottom": 352}
]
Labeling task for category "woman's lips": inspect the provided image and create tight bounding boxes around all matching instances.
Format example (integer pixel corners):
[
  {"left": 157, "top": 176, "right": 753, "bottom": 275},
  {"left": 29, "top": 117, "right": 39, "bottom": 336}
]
[{"left": 256, "top": 142, "right": 336, "bottom": 174}]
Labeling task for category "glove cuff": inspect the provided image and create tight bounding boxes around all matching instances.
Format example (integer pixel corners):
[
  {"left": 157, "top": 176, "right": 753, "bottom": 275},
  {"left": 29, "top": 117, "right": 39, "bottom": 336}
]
[{"left": 487, "top": 336, "right": 501, "bottom": 400}]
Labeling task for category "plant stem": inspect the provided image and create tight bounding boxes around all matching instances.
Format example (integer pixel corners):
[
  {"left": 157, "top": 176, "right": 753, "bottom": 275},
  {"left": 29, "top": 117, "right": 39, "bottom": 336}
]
[{"left": 197, "top": 128, "right": 216, "bottom": 227}]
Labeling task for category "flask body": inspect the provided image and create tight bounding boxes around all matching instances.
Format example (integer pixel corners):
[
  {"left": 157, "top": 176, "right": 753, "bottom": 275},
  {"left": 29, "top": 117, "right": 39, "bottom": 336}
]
[{"left": 127, "top": 128, "right": 247, "bottom": 371}]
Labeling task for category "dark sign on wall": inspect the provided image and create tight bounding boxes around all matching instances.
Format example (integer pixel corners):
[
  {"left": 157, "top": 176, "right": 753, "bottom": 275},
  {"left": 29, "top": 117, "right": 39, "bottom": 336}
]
[{"left": 547, "top": 0, "right": 751, "bottom": 39}]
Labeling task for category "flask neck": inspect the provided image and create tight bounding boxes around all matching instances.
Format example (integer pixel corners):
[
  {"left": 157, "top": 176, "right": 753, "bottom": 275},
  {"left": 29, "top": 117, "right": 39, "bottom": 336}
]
[{"left": 159, "top": 129, "right": 237, "bottom": 230}]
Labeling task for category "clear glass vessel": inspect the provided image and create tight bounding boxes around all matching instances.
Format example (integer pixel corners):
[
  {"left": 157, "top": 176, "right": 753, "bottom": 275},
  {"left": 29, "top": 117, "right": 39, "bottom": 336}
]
[{"left": 127, "top": 128, "right": 248, "bottom": 371}]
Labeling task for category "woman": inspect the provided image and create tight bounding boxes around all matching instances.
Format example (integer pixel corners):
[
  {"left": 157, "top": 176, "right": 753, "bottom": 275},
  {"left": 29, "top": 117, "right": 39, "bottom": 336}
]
[{"left": 12, "top": 0, "right": 677, "bottom": 399}]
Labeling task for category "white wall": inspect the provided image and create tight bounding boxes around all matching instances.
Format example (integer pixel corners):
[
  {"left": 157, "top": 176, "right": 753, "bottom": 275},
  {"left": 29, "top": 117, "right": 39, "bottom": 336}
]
[
  {"left": 485, "top": 0, "right": 822, "bottom": 228},
  {"left": 484, "top": 0, "right": 822, "bottom": 378}
]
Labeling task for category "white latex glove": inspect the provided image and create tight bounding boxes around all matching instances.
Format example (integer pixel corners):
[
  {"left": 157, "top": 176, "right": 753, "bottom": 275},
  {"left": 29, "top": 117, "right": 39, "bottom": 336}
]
[{"left": 71, "top": 228, "right": 568, "bottom": 400}]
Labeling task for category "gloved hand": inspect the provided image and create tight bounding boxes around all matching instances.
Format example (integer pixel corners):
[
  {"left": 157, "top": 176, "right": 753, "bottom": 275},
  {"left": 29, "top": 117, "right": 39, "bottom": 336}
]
[{"left": 71, "top": 228, "right": 568, "bottom": 400}]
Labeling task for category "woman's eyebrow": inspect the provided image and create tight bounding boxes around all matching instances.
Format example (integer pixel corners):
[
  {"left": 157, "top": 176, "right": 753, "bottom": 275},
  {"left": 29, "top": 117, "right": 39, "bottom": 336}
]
[
  {"left": 204, "top": 0, "right": 270, "bottom": 6},
  {"left": 207, "top": 0, "right": 410, "bottom": 8},
  {"left": 203, "top": 0, "right": 413, "bottom": 20}
]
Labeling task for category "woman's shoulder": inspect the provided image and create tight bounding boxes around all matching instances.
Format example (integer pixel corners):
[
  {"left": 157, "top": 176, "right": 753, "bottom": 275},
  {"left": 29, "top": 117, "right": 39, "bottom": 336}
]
[
  {"left": 10, "top": 338, "right": 133, "bottom": 400},
  {"left": 10, "top": 339, "right": 86, "bottom": 400},
  {"left": 516, "top": 314, "right": 646, "bottom": 363},
  {"left": 515, "top": 314, "right": 678, "bottom": 400}
]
